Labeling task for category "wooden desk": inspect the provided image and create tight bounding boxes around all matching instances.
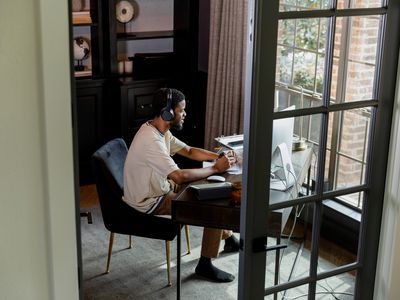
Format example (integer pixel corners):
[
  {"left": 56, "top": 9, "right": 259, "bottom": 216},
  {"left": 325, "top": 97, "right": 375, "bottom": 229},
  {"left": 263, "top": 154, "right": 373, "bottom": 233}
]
[
  {"left": 171, "top": 185, "right": 286, "bottom": 236},
  {"left": 172, "top": 148, "right": 313, "bottom": 299}
]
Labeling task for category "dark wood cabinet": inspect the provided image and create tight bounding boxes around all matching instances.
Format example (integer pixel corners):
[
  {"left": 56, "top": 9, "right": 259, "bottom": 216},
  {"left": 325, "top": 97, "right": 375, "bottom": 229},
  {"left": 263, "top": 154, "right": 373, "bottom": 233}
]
[
  {"left": 72, "top": 1, "right": 208, "bottom": 184},
  {"left": 75, "top": 79, "right": 106, "bottom": 184},
  {"left": 119, "top": 78, "right": 167, "bottom": 145},
  {"left": 102, "top": 1, "right": 174, "bottom": 77},
  {"left": 72, "top": 0, "right": 104, "bottom": 78}
]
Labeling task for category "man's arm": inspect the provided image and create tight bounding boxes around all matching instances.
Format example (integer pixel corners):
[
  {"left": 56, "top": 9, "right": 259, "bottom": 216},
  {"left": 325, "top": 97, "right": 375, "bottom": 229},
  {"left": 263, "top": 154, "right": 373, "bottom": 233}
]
[
  {"left": 177, "top": 146, "right": 219, "bottom": 161},
  {"left": 167, "top": 155, "right": 230, "bottom": 184},
  {"left": 177, "top": 146, "right": 238, "bottom": 165}
]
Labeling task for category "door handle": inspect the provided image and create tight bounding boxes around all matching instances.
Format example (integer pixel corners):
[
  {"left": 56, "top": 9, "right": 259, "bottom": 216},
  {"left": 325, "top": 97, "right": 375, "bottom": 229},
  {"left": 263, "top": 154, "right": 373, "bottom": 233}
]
[{"left": 253, "top": 236, "right": 287, "bottom": 253}]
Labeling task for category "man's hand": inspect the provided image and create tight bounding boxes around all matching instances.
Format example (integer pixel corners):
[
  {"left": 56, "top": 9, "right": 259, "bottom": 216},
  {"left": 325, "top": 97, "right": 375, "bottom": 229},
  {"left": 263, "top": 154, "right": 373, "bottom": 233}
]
[
  {"left": 168, "top": 149, "right": 238, "bottom": 184},
  {"left": 213, "top": 155, "right": 231, "bottom": 173},
  {"left": 225, "top": 150, "right": 238, "bottom": 164}
]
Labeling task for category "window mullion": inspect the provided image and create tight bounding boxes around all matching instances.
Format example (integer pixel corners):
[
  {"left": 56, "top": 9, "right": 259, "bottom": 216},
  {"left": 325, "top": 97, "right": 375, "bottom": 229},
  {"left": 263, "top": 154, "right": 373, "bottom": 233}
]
[
  {"left": 314, "top": 19, "right": 322, "bottom": 93},
  {"left": 290, "top": 19, "right": 298, "bottom": 86},
  {"left": 306, "top": 9, "right": 337, "bottom": 298},
  {"left": 328, "top": 15, "right": 352, "bottom": 191}
]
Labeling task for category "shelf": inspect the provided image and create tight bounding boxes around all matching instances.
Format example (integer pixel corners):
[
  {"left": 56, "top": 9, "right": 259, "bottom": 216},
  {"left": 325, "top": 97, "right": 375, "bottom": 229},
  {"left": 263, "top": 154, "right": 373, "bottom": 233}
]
[
  {"left": 117, "top": 30, "right": 174, "bottom": 41},
  {"left": 75, "top": 70, "right": 92, "bottom": 78},
  {"left": 74, "top": 23, "right": 98, "bottom": 27},
  {"left": 73, "top": 11, "right": 93, "bottom": 25},
  {"left": 118, "top": 76, "right": 167, "bottom": 84}
]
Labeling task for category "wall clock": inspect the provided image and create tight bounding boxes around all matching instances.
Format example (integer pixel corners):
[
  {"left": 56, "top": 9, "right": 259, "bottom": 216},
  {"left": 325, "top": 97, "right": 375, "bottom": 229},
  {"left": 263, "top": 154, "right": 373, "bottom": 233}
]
[{"left": 116, "top": 0, "right": 135, "bottom": 23}]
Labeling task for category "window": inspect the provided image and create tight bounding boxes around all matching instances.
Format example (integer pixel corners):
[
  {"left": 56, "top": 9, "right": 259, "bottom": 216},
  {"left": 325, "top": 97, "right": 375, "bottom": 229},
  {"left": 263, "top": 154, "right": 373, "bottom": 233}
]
[
  {"left": 240, "top": 0, "right": 398, "bottom": 298},
  {"left": 275, "top": 3, "right": 381, "bottom": 209}
]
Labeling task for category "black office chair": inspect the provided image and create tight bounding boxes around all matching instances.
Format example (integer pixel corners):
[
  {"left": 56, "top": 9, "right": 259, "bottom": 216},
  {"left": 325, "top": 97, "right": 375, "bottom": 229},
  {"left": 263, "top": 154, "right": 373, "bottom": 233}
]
[{"left": 92, "top": 138, "right": 190, "bottom": 286}]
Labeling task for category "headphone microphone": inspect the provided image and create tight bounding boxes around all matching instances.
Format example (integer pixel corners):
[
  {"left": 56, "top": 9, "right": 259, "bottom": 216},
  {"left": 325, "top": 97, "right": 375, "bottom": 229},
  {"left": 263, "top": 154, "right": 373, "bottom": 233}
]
[{"left": 160, "top": 88, "right": 175, "bottom": 121}]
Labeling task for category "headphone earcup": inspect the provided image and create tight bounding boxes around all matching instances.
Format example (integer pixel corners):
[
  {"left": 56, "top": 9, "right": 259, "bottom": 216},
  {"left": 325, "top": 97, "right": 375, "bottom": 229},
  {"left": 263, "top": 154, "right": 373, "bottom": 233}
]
[
  {"left": 161, "top": 107, "right": 174, "bottom": 121},
  {"left": 160, "top": 88, "right": 174, "bottom": 121}
]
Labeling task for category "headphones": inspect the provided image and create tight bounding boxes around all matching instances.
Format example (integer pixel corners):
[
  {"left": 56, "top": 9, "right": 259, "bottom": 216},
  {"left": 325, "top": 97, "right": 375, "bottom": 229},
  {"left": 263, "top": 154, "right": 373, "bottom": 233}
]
[{"left": 160, "top": 88, "right": 175, "bottom": 121}]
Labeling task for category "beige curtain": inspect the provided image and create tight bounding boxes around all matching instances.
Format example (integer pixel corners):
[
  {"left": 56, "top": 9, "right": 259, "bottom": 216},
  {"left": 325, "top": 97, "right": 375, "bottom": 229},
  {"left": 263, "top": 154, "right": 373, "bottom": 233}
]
[{"left": 204, "top": 0, "right": 248, "bottom": 150}]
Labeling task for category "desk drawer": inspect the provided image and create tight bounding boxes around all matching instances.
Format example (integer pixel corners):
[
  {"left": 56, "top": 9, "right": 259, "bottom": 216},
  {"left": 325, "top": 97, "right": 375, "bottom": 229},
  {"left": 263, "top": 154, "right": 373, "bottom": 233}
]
[
  {"left": 174, "top": 202, "right": 241, "bottom": 232},
  {"left": 173, "top": 200, "right": 286, "bottom": 237}
]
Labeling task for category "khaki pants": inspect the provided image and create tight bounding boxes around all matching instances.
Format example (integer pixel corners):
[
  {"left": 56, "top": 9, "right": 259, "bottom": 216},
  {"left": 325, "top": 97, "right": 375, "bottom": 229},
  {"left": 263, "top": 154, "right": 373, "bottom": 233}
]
[{"left": 153, "top": 192, "right": 232, "bottom": 258}]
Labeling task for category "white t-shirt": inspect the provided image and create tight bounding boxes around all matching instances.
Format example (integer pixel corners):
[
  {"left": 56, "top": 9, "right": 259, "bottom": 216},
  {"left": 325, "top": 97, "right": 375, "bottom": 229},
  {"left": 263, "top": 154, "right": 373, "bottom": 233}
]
[{"left": 123, "top": 122, "right": 187, "bottom": 213}]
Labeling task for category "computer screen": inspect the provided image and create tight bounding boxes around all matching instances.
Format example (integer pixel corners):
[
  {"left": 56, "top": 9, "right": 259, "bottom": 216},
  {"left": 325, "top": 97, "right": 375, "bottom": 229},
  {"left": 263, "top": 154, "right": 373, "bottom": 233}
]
[
  {"left": 270, "top": 105, "right": 296, "bottom": 190},
  {"left": 215, "top": 106, "right": 294, "bottom": 156},
  {"left": 214, "top": 106, "right": 295, "bottom": 183},
  {"left": 271, "top": 105, "right": 295, "bottom": 160}
]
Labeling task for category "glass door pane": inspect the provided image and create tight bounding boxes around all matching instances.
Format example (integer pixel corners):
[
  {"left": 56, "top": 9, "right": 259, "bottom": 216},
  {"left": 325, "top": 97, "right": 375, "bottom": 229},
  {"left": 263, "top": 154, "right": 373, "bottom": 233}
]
[
  {"left": 239, "top": 1, "right": 398, "bottom": 299},
  {"left": 324, "top": 109, "right": 371, "bottom": 194},
  {"left": 279, "top": 0, "right": 331, "bottom": 12},
  {"left": 330, "top": 16, "right": 381, "bottom": 104},
  {"left": 276, "top": 17, "right": 330, "bottom": 109}
]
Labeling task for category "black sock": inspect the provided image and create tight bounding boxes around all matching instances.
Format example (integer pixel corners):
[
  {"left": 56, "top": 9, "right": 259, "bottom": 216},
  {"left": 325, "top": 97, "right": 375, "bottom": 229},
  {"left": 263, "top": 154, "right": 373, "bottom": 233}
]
[
  {"left": 223, "top": 235, "right": 240, "bottom": 253},
  {"left": 195, "top": 256, "right": 235, "bottom": 282}
]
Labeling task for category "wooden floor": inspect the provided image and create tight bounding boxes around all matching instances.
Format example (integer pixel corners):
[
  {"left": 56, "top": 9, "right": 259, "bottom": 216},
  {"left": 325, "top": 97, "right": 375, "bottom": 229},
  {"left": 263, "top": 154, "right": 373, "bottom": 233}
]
[
  {"left": 80, "top": 184, "right": 98, "bottom": 209},
  {"left": 80, "top": 184, "right": 357, "bottom": 270}
]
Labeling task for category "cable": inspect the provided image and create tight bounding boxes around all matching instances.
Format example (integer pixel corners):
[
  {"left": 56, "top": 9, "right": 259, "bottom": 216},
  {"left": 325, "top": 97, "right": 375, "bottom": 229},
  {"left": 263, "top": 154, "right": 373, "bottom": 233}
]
[
  {"left": 286, "top": 166, "right": 301, "bottom": 196},
  {"left": 270, "top": 165, "right": 303, "bottom": 270},
  {"left": 311, "top": 145, "right": 318, "bottom": 190},
  {"left": 278, "top": 207, "right": 298, "bottom": 263},
  {"left": 317, "top": 282, "right": 340, "bottom": 300},
  {"left": 271, "top": 163, "right": 301, "bottom": 194},
  {"left": 287, "top": 206, "right": 299, "bottom": 243},
  {"left": 296, "top": 204, "right": 305, "bottom": 218},
  {"left": 271, "top": 165, "right": 289, "bottom": 190},
  {"left": 280, "top": 203, "right": 306, "bottom": 241},
  {"left": 274, "top": 158, "right": 354, "bottom": 300},
  {"left": 269, "top": 163, "right": 304, "bottom": 287},
  {"left": 316, "top": 265, "right": 354, "bottom": 300},
  {"left": 281, "top": 291, "right": 354, "bottom": 300}
]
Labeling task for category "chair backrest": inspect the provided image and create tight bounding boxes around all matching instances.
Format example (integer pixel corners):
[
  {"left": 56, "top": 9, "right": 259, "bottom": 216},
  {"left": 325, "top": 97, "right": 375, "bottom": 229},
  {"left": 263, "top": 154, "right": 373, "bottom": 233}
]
[
  {"left": 92, "top": 138, "right": 128, "bottom": 230},
  {"left": 92, "top": 138, "right": 180, "bottom": 240},
  {"left": 93, "top": 138, "right": 127, "bottom": 190}
]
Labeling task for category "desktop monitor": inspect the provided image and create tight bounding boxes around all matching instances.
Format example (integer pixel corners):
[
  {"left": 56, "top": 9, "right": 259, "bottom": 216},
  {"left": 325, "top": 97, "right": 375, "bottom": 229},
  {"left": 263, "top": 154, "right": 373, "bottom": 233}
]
[
  {"left": 271, "top": 105, "right": 295, "bottom": 160},
  {"left": 270, "top": 105, "right": 295, "bottom": 190},
  {"left": 214, "top": 106, "right": 296, "bottom": 186},
  {"left": 215, "top": 107, "right": 295, "bottom": 155}
]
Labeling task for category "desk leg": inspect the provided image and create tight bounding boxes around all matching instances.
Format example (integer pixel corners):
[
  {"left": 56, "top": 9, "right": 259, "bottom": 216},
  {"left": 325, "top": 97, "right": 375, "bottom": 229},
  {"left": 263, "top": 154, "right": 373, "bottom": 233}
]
[
  {"left": 274, "top": 235, "right": 281, "bottom": 300},
  {"left": 177, "top": 226, "right": 181, "bottom": 300},
  {"left": 306, "top": 166, "right": 311, "bottom": 196},
  {"left": 304, "top": 167, "right": 311, "bottom": 241}
]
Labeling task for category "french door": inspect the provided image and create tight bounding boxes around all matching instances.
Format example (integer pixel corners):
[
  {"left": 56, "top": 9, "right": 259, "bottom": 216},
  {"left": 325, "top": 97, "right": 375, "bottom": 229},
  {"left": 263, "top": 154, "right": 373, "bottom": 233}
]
[{"left": 238, "top": 0, "right": 400, "bottom": 299}]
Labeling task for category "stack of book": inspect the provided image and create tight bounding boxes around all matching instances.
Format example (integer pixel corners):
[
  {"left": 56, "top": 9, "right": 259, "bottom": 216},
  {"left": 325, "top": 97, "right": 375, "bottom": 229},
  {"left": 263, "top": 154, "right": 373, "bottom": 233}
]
[{"left": 72, "top": 11, "right": 92, "bottom": 25}]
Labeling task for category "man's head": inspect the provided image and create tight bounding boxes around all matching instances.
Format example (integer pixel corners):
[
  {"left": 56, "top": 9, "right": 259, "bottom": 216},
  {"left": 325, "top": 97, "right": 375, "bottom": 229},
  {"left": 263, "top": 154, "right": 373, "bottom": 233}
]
[{"left": 154, "top": 88, "right": 186, "bottom": 130}]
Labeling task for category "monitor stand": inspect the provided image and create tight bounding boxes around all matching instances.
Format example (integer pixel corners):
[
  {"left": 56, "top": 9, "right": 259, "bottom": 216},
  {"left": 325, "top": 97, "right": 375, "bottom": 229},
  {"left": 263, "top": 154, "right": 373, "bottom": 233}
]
[{"left": 270, "top": 143, "right": 296, "bottom": 191}]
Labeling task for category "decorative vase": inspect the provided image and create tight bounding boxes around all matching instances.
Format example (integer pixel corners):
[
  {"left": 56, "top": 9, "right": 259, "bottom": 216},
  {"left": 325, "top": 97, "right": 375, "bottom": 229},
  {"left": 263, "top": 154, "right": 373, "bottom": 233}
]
[{"left": 72, "top": 0, "right": 82, "bottom": 12}]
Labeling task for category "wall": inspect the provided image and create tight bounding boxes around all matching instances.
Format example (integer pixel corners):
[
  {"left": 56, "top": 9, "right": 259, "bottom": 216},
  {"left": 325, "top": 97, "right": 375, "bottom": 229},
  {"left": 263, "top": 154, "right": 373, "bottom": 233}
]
[
  {"left": 0, "top": 0, "right": 78, "bottom": 299},
  {"left": 374, "top": 52, "right": 400, "bottom": 300}
]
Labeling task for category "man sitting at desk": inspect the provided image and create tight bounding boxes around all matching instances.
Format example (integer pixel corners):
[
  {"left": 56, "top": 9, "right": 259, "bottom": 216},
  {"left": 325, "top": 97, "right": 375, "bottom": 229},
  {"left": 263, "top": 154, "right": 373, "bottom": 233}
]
[{"left": 123, "top": 88, "right": 240, "bottom": 282}]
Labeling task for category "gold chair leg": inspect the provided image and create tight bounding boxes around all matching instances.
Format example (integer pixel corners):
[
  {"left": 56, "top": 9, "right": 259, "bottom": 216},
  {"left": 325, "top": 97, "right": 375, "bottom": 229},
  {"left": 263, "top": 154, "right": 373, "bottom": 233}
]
[
  {"left": 105, "top": 232, "right": 115, "bottom": 274},
  {"left": 184, "top": 225, "right": 191, "bottom": 254},
  {"left": 128, "top": 235, "right": 132, "bottom": 249},
  {"left": 165, "top": 240, "right": 172, "bottom": 286}
]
